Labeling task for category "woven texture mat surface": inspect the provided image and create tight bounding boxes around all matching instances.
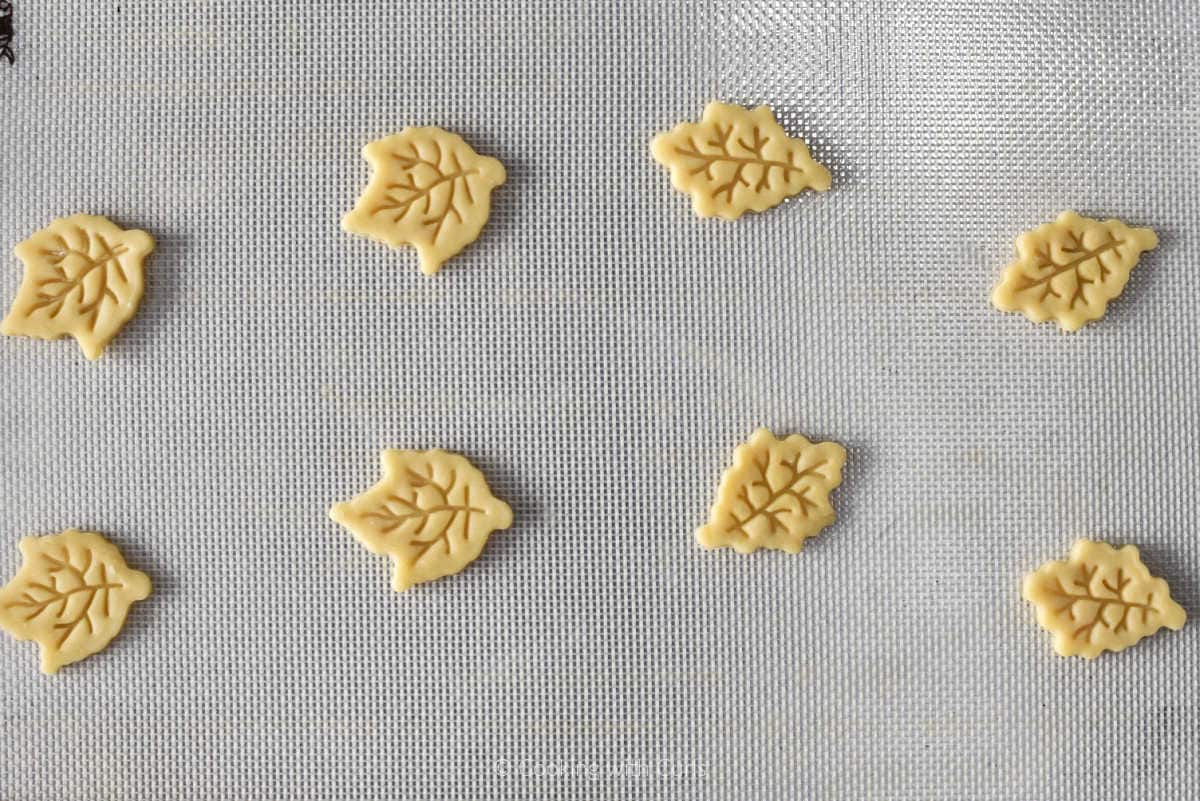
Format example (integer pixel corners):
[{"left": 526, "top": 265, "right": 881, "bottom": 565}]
[{"left": 1, "top": 1, "right": 1197, "bottom": 799}]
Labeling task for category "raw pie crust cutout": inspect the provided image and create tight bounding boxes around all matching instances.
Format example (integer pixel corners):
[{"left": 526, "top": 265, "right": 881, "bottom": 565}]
[
  {"left": 1023, "top": 540, "right": 1186, "bottom": 658},
  {"left": 992, "top": 211, "right": 1157, "bottom": 331},
  {"left": 0, "top": 529, "right": 151, "bottom": 673},
  {"left": 2, "top": 214, "right": 155, "bottom": 359},
  {"left": 341, "top": 127, "right": 507, "bottom": 275},
  {"left": 330, "top": 449, "right": 513, "bottom": 591},
  {"left": 651, "top": 101, "right": 832, "bottom": 219},
  {"left": 697, "top": 428, "right": 846, "bottom": 554}
]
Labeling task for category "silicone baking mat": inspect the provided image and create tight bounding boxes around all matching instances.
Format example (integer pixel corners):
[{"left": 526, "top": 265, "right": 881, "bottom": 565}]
[{"left": 1, "top": 1, "right": 1197, "bottom": 799}]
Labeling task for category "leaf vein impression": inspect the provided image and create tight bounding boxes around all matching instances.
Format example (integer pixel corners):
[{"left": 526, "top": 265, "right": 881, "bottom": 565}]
[
  {"left": 364, "top": 467, "right": 485, "bottom": 568},
  {"left": 673, "top": 148, "right": 802, "bottom": 172},
  {"left": 1015, "top": 236, "right": 1123, "bottom": 291},
  {"left": 29, "top": 229, "right": 128, "bottom": 327},
  {"left": 3, "top": 549, "right": 124, "bottom": 646},
  {"left": 370, "top": 143, "right": 479, "bottom": 243},
  {"left": 1045, "top": 565, "right": 1157, "bottom": 641},
  {"left": 672, "top": 124, "right": 806, "bottom": 200},
  {"left": 726, "top": 456, "right": 825, "bottom": 537}
]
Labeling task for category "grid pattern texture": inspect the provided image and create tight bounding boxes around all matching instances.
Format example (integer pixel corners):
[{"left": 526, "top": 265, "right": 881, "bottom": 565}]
[{"left": 0, "top": 1, "right": 1197, "bottom": 799}]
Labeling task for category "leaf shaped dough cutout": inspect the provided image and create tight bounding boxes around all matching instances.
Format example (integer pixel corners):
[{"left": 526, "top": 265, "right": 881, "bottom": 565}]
[
  {"left": 2, "top": 214, "right": 155, "bottom": 359},
  {"left": 992, "top": 211, "right": 1157, "bottom": 331},
  {"left": 1023, "top": 540, "right": 1185, "bottom": 658},
  {"left": 651, "top": 102, "right": 832, "bottom": 219},
  {"left": 697, "top": 428, "right": 846, "bottom": 554},
  {"left": 0, "top": 530, "right": 151, "bottom": 673},
  {"left": 341, "top": 127, "right": 507, "bottom": 275},
  {"left": 330, "top": 449, "right": 513, "bottom": 591}
]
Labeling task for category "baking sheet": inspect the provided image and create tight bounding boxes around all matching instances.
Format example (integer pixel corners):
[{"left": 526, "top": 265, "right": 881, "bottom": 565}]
[{"left": 1, "top": 1, "right": 1197, "bottom": 798}]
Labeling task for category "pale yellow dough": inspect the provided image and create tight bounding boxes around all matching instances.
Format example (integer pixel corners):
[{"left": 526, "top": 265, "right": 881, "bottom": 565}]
[
  {"left": 651, "top": 102, "right": 832, "bottom": 219},
  {"left": 2, "top": 215, "right": 155, "bottom": 360},
  {"left": 330, "top": 449, "right": 513, "bottom": 591},
  {"left": 342, "top": 127, "right": 507, "bottom": 275},
  {"left": 697, "top": 428, "right": 846, "bottom": 554},
  {"left": 992, "top": 211, "right": 1157, "bottom": 331},
  {"left": 0, "top": 529, "right": 151, "bottom": 673},
  {"left": 1023, "top": 540, "right": 1185, "bottom": 658}
]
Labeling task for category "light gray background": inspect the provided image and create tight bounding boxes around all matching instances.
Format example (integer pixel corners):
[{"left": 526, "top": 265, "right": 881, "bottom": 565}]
[{"left": 1, "top": 1, "right": 1197, "bottom": 799}]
